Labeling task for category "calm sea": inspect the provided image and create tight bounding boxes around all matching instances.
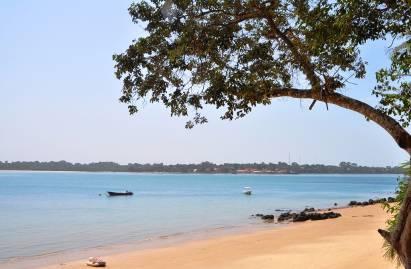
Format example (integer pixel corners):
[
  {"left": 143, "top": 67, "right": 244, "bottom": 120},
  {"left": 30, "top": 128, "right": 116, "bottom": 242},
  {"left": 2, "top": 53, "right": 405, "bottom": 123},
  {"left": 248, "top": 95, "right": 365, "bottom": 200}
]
[{"left": 0, "top": 171, "right": 398, "bottom": 268}]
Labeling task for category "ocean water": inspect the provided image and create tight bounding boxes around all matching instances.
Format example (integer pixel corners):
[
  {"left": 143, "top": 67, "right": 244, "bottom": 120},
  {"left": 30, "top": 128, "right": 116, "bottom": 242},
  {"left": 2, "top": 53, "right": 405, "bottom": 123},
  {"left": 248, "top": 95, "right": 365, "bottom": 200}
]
[{"left": 0, "top": 171, "right": 399, "bottom": 268}]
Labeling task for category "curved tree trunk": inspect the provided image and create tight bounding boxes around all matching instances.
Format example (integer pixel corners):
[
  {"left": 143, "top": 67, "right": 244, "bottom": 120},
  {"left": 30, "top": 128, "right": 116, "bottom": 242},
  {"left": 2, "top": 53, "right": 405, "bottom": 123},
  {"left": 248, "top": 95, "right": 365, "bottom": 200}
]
[
  {"left": 269, "top": 87, "right": 411, "bottom": 268},
  {"left": 378, "top": 178, "right": 411, "bottom": 269},
  {"left": 268, "top": 88, "right": 411, "bottom": 155}
]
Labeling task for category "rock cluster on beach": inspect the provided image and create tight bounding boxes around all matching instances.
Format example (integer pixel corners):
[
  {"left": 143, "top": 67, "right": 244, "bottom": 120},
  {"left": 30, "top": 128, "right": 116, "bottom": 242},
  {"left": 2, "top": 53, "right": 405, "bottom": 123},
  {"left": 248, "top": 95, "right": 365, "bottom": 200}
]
[
  {"left": 280, "top": 211, "right": 341, "bottom": 222},
  {"left": 261, "top": 214, "right": 275, "bottom": 220},
  {"left": 254, "top": 208, "right": 341, "bottom": 223},
  {"left": 254, "top": 196, "right": 396, "bottom": 224},
  {"left": 282, "top": 210, "right": 341, "bottom": 222},
  {"left": 348, "top": 197, "right": 395, "bottom": 206}
]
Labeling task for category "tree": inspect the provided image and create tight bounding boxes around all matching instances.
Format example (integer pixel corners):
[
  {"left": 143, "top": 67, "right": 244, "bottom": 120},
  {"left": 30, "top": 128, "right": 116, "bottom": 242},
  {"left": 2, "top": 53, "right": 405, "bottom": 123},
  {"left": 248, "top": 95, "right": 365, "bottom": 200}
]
[
  {"left": 113, "top": 0, "right": 411, "bottom": 266},
  {"left": 382, "top": 163, "right": 411, "bottom": 266},
  {"left": 374, "top": 36, "right": 411, "bottom": 128}
]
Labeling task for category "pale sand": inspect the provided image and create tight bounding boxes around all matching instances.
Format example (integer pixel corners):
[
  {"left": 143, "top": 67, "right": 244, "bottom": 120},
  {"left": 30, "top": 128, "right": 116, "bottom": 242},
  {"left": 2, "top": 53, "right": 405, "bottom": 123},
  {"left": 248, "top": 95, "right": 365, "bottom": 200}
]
[{"left": 42, "top": 204, "right": 397, "bottom": 269}]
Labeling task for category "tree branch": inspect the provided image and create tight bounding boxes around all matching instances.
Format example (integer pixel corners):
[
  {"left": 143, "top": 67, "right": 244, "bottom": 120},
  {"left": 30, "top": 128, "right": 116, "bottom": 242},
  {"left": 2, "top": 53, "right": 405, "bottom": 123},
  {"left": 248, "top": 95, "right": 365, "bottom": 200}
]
[
  {"left": 264, "top": 17, "right": 322, "bottom": 91},
  {"left": 378, "top": 229, "right": 393, "bottom": 244},
  {"left": 267, "top": 88, "right": 411, "bottom": 154},
  {"left": 326, "top": 92, "right": 411, "bottom": 155}
]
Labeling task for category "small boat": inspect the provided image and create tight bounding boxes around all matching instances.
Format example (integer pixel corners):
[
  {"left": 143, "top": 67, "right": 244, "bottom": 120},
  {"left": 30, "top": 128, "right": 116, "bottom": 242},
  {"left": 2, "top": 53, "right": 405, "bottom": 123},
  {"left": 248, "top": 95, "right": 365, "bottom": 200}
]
[
  {"left": 243, "top": 187, "right": 252, "bottom": 195},
  {"left": 107, "top": 191, "right": 133, "bottom": 196}
]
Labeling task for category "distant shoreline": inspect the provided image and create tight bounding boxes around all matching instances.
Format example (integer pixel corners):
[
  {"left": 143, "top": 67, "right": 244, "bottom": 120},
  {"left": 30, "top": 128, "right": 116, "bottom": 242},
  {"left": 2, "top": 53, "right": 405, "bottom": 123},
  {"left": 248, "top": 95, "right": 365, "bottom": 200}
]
[
  {"left": 0, "top": 160, "right": 403, "bottom": 174},
  {"left": 0, "top": 169, "right": 402, "bottom": 175}
]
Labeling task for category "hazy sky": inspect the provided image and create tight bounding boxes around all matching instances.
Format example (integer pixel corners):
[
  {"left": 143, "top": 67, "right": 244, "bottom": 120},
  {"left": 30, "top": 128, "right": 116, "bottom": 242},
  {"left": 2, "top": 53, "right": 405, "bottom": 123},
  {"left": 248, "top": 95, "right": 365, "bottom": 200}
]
[{"left": 0, "top": 0, "right": 409, "bottom": 166}]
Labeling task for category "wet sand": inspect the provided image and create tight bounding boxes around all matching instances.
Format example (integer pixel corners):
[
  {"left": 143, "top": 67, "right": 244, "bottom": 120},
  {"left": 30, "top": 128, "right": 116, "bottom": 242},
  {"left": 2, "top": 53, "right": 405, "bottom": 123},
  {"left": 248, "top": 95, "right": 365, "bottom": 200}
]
[{"left": 40, "top": 204, "right": 396, "bottom": 269}]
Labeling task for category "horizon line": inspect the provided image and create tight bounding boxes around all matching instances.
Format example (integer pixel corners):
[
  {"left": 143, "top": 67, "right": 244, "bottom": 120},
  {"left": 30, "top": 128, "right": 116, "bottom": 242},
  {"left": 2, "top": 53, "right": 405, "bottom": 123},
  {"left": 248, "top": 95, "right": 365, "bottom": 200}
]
[{"left": 0, "top": 160, "right": 400, "bottom": 168}]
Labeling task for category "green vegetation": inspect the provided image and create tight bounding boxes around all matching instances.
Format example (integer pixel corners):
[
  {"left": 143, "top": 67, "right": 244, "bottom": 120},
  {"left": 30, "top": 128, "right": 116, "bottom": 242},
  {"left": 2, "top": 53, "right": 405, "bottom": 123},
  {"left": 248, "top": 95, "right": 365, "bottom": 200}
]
[
  {"left": 374, "top": 37, "right": 411, "bottom": 129},
  {"left": 113, "top": 0, "right": 410, "bottom": 153},
  {"left": 0, "top": 160, "right": 402, "bottom": 174},
  {"left": 383, "top": 163, "right": 411, "bottom": 265}
]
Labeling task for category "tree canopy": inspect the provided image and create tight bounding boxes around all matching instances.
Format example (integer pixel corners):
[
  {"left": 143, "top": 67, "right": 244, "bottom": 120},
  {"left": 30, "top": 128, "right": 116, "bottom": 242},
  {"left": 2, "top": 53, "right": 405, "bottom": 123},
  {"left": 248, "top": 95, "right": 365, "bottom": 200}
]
[
  {"left": 113, "top": 0, "right": 410, "bottom": 131},
  {"left": 374, "top": 36, "right": 411, "bottom": 128}
]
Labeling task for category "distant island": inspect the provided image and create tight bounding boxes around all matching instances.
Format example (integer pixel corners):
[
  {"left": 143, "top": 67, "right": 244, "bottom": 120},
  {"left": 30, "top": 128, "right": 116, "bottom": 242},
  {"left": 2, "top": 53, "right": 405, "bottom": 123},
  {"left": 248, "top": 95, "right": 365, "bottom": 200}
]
[{"left": 0, "top": 161, "right": 403, "bottom": 174}]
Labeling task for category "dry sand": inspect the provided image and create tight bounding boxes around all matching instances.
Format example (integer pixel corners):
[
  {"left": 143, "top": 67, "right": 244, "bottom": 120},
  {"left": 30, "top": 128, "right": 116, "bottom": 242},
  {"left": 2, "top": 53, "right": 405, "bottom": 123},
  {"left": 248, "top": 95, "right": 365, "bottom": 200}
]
[{"left": 41, "top": 204, "right": 397, "bottom": 269}]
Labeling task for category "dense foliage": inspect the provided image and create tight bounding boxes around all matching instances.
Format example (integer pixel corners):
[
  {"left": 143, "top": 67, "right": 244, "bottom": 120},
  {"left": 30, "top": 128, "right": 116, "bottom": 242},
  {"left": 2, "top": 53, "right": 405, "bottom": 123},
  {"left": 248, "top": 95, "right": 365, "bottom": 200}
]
[
  {"left": 0, "top": 160, "right": 402, "bottom": 174},
  {"left": 374, "top": 37, "right": 411, "bottom": 128},
  {"left": 113, "top": 0, "right": 410, "bottom": 127}
]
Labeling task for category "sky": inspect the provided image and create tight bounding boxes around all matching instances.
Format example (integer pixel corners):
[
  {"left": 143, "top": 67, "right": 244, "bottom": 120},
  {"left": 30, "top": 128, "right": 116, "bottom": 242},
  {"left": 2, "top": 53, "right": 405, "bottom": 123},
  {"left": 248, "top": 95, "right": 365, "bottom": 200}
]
[{"left": 0, "top": 0, "right": 409, "bottom": 166}]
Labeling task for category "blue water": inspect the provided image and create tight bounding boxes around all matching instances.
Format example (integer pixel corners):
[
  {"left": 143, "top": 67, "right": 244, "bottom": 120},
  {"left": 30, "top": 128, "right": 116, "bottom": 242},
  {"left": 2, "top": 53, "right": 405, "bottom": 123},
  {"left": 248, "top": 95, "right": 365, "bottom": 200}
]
[{"left": 0, "top": 171, "right": 398, "bottom": 266}]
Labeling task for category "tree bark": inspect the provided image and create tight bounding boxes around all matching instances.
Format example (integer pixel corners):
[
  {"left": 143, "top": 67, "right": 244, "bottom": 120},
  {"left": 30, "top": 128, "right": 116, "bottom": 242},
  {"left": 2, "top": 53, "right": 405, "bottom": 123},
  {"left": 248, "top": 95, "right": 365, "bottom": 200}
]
[
  {"left": 268, "top": 87, "right": 411, "bottom": 268},
  {"left": 268, "top": 88, "right": 411, "bottom": 155},
  {"left": 379, "top": 181, "right": 411, "bottom": 269}
]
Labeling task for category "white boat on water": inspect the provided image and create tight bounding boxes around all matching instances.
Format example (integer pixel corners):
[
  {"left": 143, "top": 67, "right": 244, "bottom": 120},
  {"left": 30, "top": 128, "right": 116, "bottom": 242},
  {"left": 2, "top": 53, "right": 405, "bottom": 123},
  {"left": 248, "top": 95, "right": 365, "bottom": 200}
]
[{"left": 243, "top": 187, "right": 252, "bottom": 195}]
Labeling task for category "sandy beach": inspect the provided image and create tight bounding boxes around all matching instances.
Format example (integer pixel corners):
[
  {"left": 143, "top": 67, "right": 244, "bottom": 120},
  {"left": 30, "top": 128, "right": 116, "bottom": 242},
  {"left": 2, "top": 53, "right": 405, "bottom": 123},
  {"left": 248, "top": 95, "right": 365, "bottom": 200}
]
[{"left": 40, "top": 204, "right": 397, "bottom": 269}]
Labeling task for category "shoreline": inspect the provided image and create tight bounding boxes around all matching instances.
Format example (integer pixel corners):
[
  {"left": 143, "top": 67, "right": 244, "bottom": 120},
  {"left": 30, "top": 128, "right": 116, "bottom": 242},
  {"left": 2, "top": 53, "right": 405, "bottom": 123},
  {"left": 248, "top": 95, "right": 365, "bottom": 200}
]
[
  {"left": 0, "top": 172, "right": 397, "bottom": 269},
  {"left": 35, "top": 204, "right": 395, "bottom": 269},
  {"left": 0, "top": 170, "right": 401, "bottom": 175},
  {"left": 0, "top": 204, "right": 362, "bottom": 269},
  {"left": 2, "top": 220, "right": 281, "bottom": 269}
]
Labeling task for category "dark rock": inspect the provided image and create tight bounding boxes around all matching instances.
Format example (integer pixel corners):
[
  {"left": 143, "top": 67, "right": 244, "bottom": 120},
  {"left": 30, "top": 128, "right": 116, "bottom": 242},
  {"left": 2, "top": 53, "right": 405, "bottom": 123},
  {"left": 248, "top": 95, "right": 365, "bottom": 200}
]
[
  {"left": 388, "top": 197, "right": 395, "bottom": 203},
  {"left": 293, "top": 211, "right": 342, "bottom": 222},
  {"left": 334, "top": 203, "right": 338, "bottom": 206},
  {"left": 348, "top": 197, "right": 396, "bottom": 207},
  {"left": 278, "top": 212, "right": 295, "bottom": 222},
  {"left": 256, "top": 214, "right": 263, "bottom": 217},
  {"left": 325, "top": 212, "right": 342, "bottom": 219},
  {"left": 261, "top": 214, "right": 274, "bottom": 220},
  {"left": 309, "top": 213, "right": 327, "bottom": 221},
  {"left": 303, "top": 207, "right": 315, "bottom": 213},
  {"left": 293, "top": 212, "right": 309, "bottom": 222}
]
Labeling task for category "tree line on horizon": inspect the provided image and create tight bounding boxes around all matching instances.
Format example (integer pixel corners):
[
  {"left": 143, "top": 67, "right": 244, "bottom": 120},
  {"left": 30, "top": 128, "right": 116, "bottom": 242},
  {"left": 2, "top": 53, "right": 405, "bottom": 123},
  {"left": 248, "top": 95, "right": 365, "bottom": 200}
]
[{"left": 0, "top": 160, "right": 402, "bottom": 174}]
